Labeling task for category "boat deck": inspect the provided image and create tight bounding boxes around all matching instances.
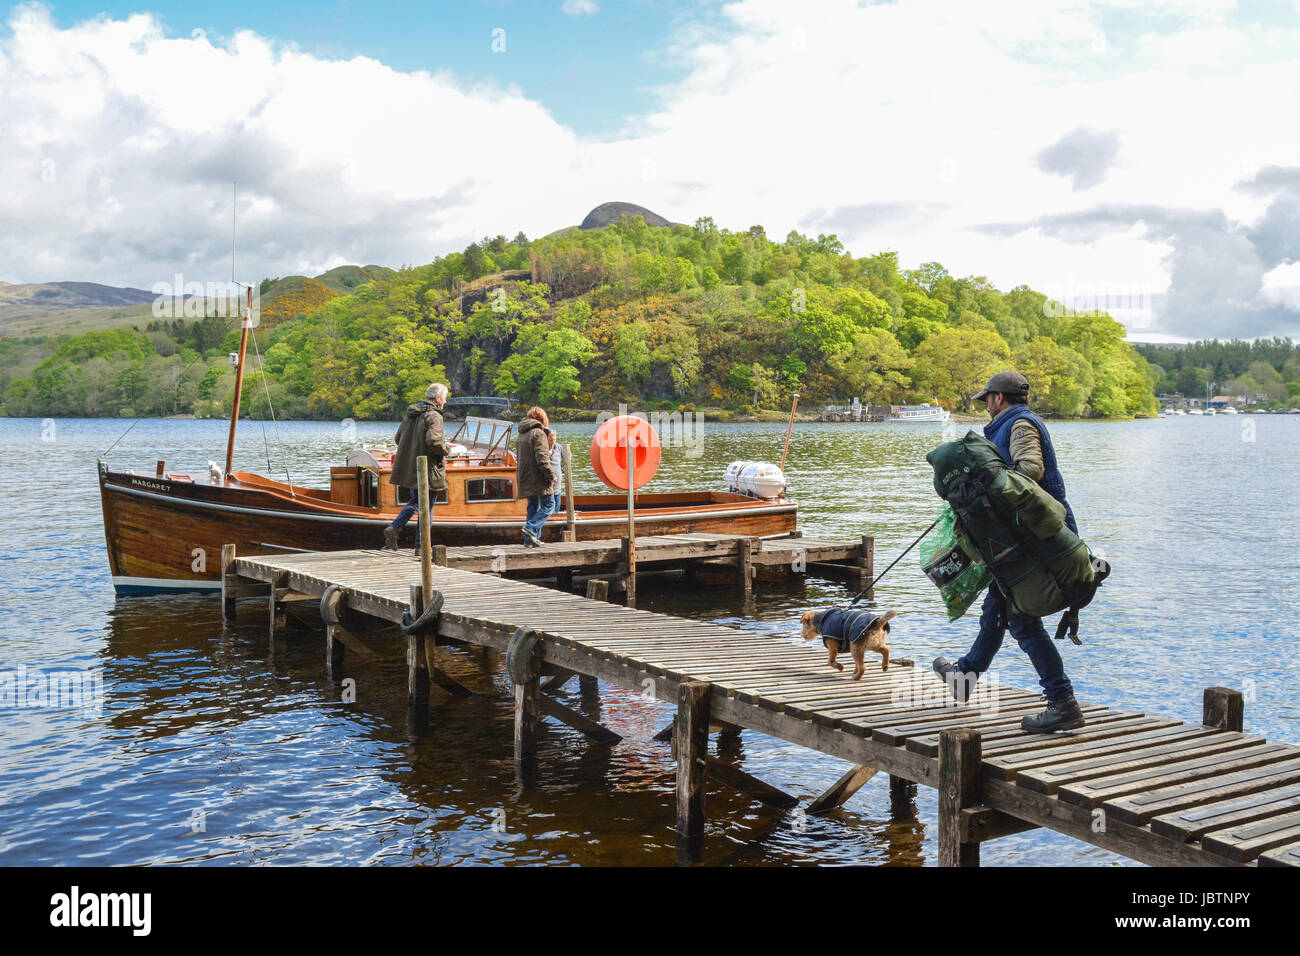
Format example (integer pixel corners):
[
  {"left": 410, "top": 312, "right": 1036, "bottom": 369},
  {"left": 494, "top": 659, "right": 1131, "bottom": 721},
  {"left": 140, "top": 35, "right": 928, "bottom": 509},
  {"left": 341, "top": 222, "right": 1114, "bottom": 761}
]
[{"left": 222, "top": 547, "right": 1300, "bottom": 866}]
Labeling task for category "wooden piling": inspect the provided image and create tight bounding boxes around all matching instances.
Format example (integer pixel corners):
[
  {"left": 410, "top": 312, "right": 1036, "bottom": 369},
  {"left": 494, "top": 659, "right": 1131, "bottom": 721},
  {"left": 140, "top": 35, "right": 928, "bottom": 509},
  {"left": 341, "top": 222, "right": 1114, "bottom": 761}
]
[
  {"left": 417, "top": 456, "right": 433, "bottom": 605},
  {"left": 561, "top": 444, "right": 576, "bottom": 543},
  {"left": 1203, "top": 686, "right": 1244, "bottom": 732},
  {"left": 737, "top": 537, "right": 754, "bottom": 594},
  {"left": 858, "top": 534, "right": 874, "bottom": 592},
  {"left": 938, "top": 728, "right": 982, "bottom": 867},
  {"left": 268, "top": 571, "right": 287, "bottom": 637},
  {"left": 407, "top": 584, "right": 430, "bottom": 706},
  {"left": 619, "top": 537, "right": 636, "bottom": 608},
  {"left": 221, "top": 543, "right": 237, "bottom": 624},
  {"left": 675, "top": 681, "right": 711, "bottom": 843},
  {"left": 432, "top": 544, "right": 447, "bottom": 567}
]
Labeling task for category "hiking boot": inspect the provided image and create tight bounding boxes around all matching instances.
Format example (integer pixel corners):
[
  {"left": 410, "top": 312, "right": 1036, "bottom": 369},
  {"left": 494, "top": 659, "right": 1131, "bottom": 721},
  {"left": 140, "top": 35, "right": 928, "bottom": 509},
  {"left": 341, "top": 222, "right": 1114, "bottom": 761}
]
[
  {"left": 522, "top": 529, "right": 542, "bottom": 548},
  {"left": 383, "top": 526, "right": 398, "bottom": 551},
  {"left": 932, "top": 656, "right": 975, "bottom": 704},
  {"left": 1021, "top": 696, "right": 1086, "bottom": 734}
]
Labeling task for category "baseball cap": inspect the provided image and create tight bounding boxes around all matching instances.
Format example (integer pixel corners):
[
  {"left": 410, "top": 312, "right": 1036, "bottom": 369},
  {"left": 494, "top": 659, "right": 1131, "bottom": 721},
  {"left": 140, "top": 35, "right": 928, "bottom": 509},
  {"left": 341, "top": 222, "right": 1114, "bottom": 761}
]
[{"left": 972, "top": 370, "right": 1030, "bottom": 402}]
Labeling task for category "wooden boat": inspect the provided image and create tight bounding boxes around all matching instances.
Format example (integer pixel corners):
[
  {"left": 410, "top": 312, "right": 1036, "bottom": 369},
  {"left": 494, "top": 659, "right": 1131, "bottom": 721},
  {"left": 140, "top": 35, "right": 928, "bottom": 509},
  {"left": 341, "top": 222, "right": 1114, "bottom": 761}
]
[{"left": 98, "top": 293, "right": 796, "bottom": 593}]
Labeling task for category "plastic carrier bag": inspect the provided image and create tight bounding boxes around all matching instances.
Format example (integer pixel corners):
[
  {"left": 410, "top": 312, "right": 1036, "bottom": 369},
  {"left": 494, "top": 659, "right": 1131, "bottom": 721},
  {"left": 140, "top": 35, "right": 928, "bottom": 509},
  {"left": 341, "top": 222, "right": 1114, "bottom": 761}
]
[{"left": 919, "top": 504, "right": 993, "bottom": 622}]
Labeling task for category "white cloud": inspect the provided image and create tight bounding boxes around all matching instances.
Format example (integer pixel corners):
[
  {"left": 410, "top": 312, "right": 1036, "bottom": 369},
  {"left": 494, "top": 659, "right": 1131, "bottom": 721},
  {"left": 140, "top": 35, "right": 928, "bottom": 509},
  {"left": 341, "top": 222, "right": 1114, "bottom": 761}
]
[
  {"left": 561, "top": 0, "right": 599, "bottom": 16},
  {"left": 3, "top": 0, "right": 1300, "bottom": 338},
  {"left": 1261, "top": 261, "right": 1300, "bottom": 310}
]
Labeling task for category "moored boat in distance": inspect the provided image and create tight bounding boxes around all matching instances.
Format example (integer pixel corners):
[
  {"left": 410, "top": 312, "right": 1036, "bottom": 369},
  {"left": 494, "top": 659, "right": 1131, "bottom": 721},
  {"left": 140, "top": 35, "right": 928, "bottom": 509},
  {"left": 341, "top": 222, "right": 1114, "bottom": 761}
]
[{"left": 883, "top": 403, "right": 951, "bottom": 423}]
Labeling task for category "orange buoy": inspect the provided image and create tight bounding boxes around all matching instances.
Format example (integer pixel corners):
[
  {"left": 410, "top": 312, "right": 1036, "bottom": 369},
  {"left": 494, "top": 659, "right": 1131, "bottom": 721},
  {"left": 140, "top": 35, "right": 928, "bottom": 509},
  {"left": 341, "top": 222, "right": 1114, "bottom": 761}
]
[{"left": 590, "top": 415, "right": 661, "bottom": 490}]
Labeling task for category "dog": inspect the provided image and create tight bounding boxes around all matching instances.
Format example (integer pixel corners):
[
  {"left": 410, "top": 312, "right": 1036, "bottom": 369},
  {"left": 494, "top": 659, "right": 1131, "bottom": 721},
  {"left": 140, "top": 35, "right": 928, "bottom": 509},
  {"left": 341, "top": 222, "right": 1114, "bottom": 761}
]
[{"left": 801, "top": 607, "right": 897, "bottom": 679}]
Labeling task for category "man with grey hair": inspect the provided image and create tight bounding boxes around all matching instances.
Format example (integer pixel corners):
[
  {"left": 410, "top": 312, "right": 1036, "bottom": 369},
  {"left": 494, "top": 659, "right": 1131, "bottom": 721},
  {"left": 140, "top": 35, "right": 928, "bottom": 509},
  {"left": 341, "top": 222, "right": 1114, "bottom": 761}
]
[{"left": 384, "top": 382, "right": 451, "bottom": 552}]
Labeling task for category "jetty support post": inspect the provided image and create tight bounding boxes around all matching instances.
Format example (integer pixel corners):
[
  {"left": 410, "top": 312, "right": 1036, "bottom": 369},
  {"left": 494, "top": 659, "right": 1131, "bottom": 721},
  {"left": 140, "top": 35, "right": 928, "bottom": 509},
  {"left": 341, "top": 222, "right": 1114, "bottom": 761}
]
[
  {"left": 854, "top": 534, "right": 874, "bottom": 593},
  {"left": 322, "top": 588, "right": 347, "bottom": 677},
  {"left": 577, "top": 580, "right": 608, "bottom": 697},
  {"left": 1203, "top": 686, "right": 1244, "bottom": 732},
  {"left": 938, "top": 728, "right": 982, "bottom": 867},
  {"left": 675, "top": 681, "right": 711, "bottom": 855},
  {"left": 221, "top": 544, "right": 238, "bottom": 625},
  {"left": 406, "top": 584, "right": 430, "bottom": 708},
  {"left": 417, "top": 456, "right": 434, "bottom": 606},
  {"left": 737, "top": 537, "right": 755, "bottom": 595},
  {"left": 513, "top": 643, "right": 542, "bottom": 777},
  {"left": 268, "top": 571, "right": 287, "bottom": 639},
  {"left": 561, "top": 444, "right": 576, "bottom": 543}
]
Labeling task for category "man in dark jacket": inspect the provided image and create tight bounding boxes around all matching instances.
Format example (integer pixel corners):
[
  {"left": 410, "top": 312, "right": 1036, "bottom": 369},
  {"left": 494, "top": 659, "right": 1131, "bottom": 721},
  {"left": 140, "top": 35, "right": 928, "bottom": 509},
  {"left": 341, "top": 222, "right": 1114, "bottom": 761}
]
[
  {"left": 384, "top": 383, "right": 451, "bottom": 553},
  {"left": 515, "top": 407, "right": 556, "bottom": 547},
  {"left": 933, "top": 370, "right": 1085, "bottom": 734}
]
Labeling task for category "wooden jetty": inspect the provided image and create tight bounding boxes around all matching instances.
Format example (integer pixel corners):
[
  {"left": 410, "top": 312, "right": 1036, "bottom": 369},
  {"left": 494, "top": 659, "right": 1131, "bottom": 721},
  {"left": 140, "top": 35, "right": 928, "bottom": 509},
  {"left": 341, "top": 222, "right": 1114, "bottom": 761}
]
[{"left": 220, "top": 545, "right": 1300, "bottom": 867}]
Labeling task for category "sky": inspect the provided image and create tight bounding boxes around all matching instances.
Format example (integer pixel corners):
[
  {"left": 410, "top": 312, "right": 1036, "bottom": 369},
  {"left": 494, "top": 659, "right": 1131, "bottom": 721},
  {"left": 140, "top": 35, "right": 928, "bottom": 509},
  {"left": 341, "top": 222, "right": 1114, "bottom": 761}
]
[{"left": 3, "top": 0, "right": 1300, "bottom": 342}]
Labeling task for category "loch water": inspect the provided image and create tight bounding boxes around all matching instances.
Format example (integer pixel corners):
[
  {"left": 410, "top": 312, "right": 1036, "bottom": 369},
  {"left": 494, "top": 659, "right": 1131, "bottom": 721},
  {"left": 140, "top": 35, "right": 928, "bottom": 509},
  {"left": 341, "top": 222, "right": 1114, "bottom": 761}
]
[{"left": 1, "top": 414, "right": 1297, "bottom": 865}]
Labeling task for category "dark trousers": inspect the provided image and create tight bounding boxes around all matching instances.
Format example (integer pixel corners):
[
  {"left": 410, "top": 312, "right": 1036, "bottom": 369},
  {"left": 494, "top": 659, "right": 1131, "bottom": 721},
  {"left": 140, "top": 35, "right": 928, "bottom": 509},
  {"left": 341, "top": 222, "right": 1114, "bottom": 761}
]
[
  {"left": 390, "top": 488, "right": 434, "bottom": 548},
  {"left": 957, "top": 588, "right": 1073, "bottom": 702}
]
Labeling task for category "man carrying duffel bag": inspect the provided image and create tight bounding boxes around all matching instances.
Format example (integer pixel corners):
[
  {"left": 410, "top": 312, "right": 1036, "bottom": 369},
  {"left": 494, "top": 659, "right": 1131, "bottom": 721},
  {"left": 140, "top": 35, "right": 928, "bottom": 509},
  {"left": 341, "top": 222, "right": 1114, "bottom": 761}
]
[{"left": 932, "top": 370, "right": 1093, "bottom": 733}]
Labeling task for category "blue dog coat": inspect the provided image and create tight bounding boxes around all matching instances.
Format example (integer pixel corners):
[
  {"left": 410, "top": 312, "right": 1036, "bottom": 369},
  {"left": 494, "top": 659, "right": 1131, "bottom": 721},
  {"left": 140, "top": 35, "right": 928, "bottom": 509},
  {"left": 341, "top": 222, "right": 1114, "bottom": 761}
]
[{"left": 812, "top": 607, "right": 891, "bottom": 652}]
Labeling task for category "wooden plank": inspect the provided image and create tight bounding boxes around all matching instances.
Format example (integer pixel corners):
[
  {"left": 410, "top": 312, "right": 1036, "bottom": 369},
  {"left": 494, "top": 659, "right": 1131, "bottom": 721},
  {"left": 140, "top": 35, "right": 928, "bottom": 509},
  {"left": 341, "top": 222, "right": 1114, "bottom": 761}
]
[
  {"left": 1146, "top": 781, "right": 1300, "bottom": 841},
  {"left": 1258, "top": 843, "right": 1300, "bottom": 867},
  {"left": 704, "top": 757, "right": 799, "bottom": 809},
  {"left": 1017, "top": 733, "right": 1266, "bottom": 795},
  {"left": 537, "top": 694, "right": 621, "bottom": 744},
  {"left": 1115, "top": 758, "right": 1300, "bottom": 832},
  {"left": 1201, "top": 807, "right": 1300, "bottom": 862},
  {"left": 1056, "top": 744, "right": 1299, "bottom": 809},
  {"left": 908, "top": 711, "right": 1153, "bottom": 758},
  {"left": 806, "top": 765, "right": 878, "bottom": 815},
  {"left": 983, "top": 724, "right": 1216, "bottom": 781}
]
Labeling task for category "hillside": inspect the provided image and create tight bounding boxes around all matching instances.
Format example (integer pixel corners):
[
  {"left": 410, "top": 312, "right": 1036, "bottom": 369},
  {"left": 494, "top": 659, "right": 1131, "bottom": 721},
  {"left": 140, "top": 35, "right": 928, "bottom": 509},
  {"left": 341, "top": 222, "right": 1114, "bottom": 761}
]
[{"left": 4, "top": 207, "right": 1220, "bottom": 421}]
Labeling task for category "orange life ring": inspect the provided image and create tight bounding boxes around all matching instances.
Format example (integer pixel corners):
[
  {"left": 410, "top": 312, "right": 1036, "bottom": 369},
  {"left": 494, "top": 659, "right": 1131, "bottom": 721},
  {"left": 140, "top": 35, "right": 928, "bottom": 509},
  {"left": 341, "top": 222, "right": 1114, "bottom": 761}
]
[{"left": 590, "top": 415, "right": 661, "bottom": 490}]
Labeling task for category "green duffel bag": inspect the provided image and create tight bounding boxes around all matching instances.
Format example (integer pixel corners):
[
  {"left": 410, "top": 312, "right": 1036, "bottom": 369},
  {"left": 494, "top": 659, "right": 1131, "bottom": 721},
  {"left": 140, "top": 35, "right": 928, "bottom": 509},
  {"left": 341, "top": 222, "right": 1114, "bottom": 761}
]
[{"left": 926, "top": 431, "right": 1109, "bottom": 640}]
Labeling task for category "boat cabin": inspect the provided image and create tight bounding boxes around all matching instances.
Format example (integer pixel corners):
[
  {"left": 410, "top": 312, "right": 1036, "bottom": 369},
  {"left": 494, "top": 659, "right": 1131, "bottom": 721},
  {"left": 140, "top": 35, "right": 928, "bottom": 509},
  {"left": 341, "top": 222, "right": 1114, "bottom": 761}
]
[{"left": 328, "top": 416, "right": 523, "bottom": 515}]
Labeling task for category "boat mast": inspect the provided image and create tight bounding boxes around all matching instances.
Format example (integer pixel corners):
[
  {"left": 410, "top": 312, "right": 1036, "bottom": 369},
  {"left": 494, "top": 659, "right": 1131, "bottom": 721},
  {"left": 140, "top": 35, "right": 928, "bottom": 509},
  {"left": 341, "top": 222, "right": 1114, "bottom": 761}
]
[
  {"left": 224, "top": 285, "right": 251, "bottom": 478},
  {"left": 223, "top": 182, "right": 247, "bottom": 479}
]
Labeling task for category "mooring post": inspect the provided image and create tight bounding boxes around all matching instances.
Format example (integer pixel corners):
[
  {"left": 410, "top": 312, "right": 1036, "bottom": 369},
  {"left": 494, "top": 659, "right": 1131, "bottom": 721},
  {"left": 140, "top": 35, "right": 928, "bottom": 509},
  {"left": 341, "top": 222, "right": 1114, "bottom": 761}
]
[
  {"left": 322, "top": 587, "right": 346, "bottom": 677},
  {"left": 221, "top": 543, "right": 238, "bottom": 625},
  {"left": 416, "top": 456, "right": 434, "bottom": 606},
  {"left": 579, "top": 578, "right": 608, "bottom": 696},
  {"left": 737, "top": 537, "right": 754, "bottom": 594},
  {"left": 858, "top": 534, "right": 874, "bottom": 593},
  {"left": 268, "top": 571, "right": 287, "bottom": 638},
  {"left": 889, "top": 774, "right": 917, "bottom": 805},
  {"left": 406, "top": 584, "right": 430, "bottom": 706},
  {"left": 619, "top": 537, "right": 636, "bottom": 609},
  {"left": 1203, "top": 686, "right": 1244, "bottom": 732},
  {"left": 675, "top": 681, "right": 711, "bottom": 849},
  {"left": 561, "top": 444, "right": 576, "bottom": 543},
  {"left": 938, "top": 728, "right": 982, "bottom": 867},
  {"left": 431, "top": 543, "right": 447, "bottom": 567},
  {"left": 514, "top": 647, "right": 542, "bottom": 775}
]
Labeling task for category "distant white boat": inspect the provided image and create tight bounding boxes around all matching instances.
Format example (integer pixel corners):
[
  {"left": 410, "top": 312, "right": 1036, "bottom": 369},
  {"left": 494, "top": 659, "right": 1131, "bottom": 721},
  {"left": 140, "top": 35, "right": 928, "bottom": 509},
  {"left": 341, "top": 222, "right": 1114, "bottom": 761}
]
[
  {"left": 1188, "top": 408, "right": 1204, "bottom": 416},
  {"left": 1220, "top": 406, "right": 1238, "bottom": 415},
  {"left": 1174, "top": 408, "right": 1187, "bottom": 416},
  {"left": 1205, "top": 407, "right": 1217, "bottom": 416},
  {"left": 884, "top": 404, "right": 950, "bottom": 423}
]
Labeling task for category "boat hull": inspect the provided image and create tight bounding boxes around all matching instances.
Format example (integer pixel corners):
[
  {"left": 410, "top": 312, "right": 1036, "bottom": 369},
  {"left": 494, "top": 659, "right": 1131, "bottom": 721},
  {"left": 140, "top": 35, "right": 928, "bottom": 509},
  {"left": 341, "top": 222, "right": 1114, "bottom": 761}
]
[{"left": 99, "top": 465, "right": 797, "bottom": 592}]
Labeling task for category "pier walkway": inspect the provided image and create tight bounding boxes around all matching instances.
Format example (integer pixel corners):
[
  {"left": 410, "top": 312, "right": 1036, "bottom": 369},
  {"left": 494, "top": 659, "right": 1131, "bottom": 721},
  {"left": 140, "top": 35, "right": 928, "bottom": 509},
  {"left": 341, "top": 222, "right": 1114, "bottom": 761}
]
[{"left": 222, "top": 547, "right": 1300, "bottom": 867}]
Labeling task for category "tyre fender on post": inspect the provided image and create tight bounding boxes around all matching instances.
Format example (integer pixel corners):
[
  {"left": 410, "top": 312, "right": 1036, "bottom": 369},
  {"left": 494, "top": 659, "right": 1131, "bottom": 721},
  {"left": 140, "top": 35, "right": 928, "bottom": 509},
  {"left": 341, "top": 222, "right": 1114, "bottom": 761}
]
[{"left": 507, "top": 626, "right": 542, "bottom": 685}]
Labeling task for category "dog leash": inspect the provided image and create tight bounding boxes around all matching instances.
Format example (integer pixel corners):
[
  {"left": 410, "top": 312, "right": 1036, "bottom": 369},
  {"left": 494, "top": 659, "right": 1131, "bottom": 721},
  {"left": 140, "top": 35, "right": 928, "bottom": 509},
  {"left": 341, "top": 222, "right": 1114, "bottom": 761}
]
[{"left": 846, "top": 517, "right": 940, "bottom": 609}]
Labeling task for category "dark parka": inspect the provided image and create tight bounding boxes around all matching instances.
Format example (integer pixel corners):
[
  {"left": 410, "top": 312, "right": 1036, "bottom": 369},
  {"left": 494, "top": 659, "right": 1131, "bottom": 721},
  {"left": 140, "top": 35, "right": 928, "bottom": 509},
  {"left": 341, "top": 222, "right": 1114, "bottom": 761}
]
[
  {"left": 515, "top": 417, "right": 555, "bottom": 498},
  {"left": 392, "top": 401, "right": 451, "bottom": 493}
]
